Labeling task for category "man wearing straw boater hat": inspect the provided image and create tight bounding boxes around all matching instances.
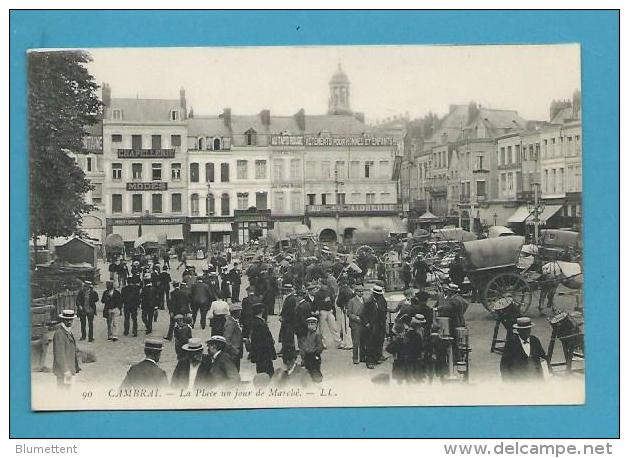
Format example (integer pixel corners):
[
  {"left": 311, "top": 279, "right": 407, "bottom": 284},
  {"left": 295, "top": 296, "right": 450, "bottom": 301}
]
[
  {"left": 500, "top": 317, "right": 547, "bottom": 382},
  {"left": 53, "top": 310, "right": 80, "bottom": 389},
  {"left": 121, "top": 338, "right": 168, "bottom": 388},
  {"left": 201, "top": 335, "right": 240, "bottom": 386},
  {"left": 171, "top": 338, "right": 205, "bottom": 389}
]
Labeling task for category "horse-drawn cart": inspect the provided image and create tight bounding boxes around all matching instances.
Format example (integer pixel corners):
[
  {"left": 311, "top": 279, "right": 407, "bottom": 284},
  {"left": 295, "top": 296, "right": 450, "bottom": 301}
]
[{"left": 461, "top": 235, "right": 532, "bottom": 315}]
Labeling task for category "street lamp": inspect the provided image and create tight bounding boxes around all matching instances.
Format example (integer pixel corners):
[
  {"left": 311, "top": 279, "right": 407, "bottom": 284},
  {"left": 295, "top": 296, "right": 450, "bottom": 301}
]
[
  {"left": 527, "top": 181, "right": 544, "bottom": 245},
  {"left": 207, "top": 182, "right": 213, "bottom": 257},
  {"left": 493, "top": 212, "right": 498, "bottom": 226}
]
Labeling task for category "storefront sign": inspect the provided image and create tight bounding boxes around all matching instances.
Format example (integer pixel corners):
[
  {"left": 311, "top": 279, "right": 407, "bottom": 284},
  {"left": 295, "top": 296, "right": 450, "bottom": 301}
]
[
  {"left": 107, "top": 217, "right": 186, "bottom": 226},
  {"left": 271, "top": 183, "right": 302, "bottom": 189},
  {"left": 117, "top": 149, "right": 176, "bottom": 158},
  {"left": 126, "top": 182, "right": 168, "bottom": 191},
  {"left": 270, "top": 135, "right": 395, "bottom": 147}
]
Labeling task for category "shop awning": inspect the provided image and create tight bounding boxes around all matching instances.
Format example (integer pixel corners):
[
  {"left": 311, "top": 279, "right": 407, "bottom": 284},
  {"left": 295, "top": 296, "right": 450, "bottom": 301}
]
[
  {"left": 190, "top": 222, "right": 233, "bottom": 233},
  {"left": 526, "top": 205, "right": 562, "bottom": 225},
  {"left": 140, "top": 224, "right": 184, "bottom": 240},
  {"left": 507, "top": 206, "right": 532, "bottom": 224},
  {"left": 112, "top": 225, "right": 140, "bottom": 242}
]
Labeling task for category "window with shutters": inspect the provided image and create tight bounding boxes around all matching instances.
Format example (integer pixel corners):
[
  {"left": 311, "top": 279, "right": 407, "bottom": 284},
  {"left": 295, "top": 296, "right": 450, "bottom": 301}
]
[
  {"left": 112, "top": 109, "right": 123, "bottom": 121},
  {"left": 335, "top": 161, "right": 346, "bottom": 179},
  {"left": 152, "top": 194, "right": 162, "bottom": 213},
  {"left": 364, "top": 161, "right": 374, "bottom": 178},
  {"left": 131, "top": 135, "right": 142, "bottom": 149},
  {"left": 221, "top": 163, "right": 230, "bottom": 182},
  {"left": 237, "top": 192, "right": 249, "bottom": 210},
  {"left": 366, "top": 193, "right": 376, "bottom": 204},
  {"left": 206, "top": 194, "right": 215, "bottom": 216},
  {"left": 307, "top": 193, "right": 316, "bottom": 205},
  {"left": 221, "top": 193, "right": 230, "bottom": 216},
  {"left": 274, "top": 192, "right": 285, "bottom": 212},
  {"left": 132, "top": 194, "right": 143, "bottom": 213},
  {"left": 171, "top": 135, "right": 181, "bottom": 147},
  {"left": 190, "top": 163, "right": 199, "bottom": 183},
  {"left": 246, "top": 129, "right": 257, "bottom": 146},
  {"left": 205, "top": 163, "right": 215, "bottom": 182},
  {"left": 171, "top": 193, "right": 182, "bottom": 213},
  {"left": 255, "top": 192, "right": 267, "bottom": 210},
  {"left": 255, "top": 160, "right": 267, "bottom": 179},
  {"left": 476, "top": 180, "right": 486, "bottom": 197},
  {"left": 190, "top": 194, "right": 199, "bottom": 216},
  {"left": 151, "top": 135, "right": 162, "bottom": 149},
  {"left": 112, "top": 194, "right": 122, "bottom": 213},
  {"left": 237, "top": 160, "right": 248, "bottom": 180}
]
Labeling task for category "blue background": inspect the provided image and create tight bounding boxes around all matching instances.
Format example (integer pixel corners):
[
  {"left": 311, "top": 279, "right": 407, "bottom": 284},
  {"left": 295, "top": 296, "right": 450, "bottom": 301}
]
[{"left": 9, "top": 10, "right": 619, "bottom": 438}]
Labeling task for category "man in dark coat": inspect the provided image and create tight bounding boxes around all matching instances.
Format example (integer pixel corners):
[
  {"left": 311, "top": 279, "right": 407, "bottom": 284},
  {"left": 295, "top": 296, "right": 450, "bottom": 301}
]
[
  {"left": 171, "top": 338, "right": 206, "bottom": 389},
  {"left": 360, "top": 285, "right": 388, "bottom": 369},
  {"left": 228, "top": 262, "right": 242, "bottom": 303},
  {"left": 158, "top": 266, "right": 172, "bottom": 310},
  {"left": 224, "top": 303, "right": 243, "bottom": 372},
  {"left": 200, "top": 336, "right": 241, "bottom": 386},
  {"left": 262, "top": 269, "right": 279, "bottom": 317},
  {"left": 207, "top": 272, "right": 222, "bottom": 300},
  {"left": 500, "top": 317, "right": 547, "bottom": 382},
  {"left": 294, "top": 288, "right": 314, "bottom": 361},
  {"left": 165, "top": 281, "right": 191, "bottom": 340},
  {"left": 101, "top": 281, "right": 123, "bottom": 341},
  {"left": 190, "top": 279, "right": 211, "bottom": 330},
  {"left": 121, "top": 276, "right": 141, "bottom": 337},
  {"left": 140, "top": 279, "right": 159, "bottom": 335},
  {"left": 240, "top": 286, "right": 261, "bottom": 339},
  {"left": 75, "top": 281, "right": 98, "bottom": 342},
  {"left": 278, "top": 284, "right": 298, "bottom": 354},
  {"left": 120, "top": 338, "right": 168, "bottom": 388},
  {"left": 248, "top": 303, "right": 276, "bottom": 377},
  {"left": 413, "top": 256, "right": 429, "bottom": 290},
  {"left": 53, "top": 310, "right": 80, "bottom": 388},
  {"left": 401, "top": 261, "right": 412, "bottom": 290},
  {"left": 448, "top": 255, "right": 466, "bottom": 287}
]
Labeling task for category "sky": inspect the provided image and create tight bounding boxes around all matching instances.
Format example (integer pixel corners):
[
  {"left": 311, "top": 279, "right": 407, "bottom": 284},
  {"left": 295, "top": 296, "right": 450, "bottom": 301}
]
[{"left": 82, "top": 44, "right": 581, "bottom": 123}]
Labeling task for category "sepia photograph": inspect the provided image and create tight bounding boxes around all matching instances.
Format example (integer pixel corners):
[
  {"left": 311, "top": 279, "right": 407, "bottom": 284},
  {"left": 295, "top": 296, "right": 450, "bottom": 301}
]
[{"left": 28, "top": 44, "right": 585, "bottom": 411}]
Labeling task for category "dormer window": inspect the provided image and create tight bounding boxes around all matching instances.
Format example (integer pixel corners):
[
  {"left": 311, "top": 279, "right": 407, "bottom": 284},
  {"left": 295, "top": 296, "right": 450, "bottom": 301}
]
[
  {"left": 245, "top": 129, "right": 257, "bottom": 146},
  {"left": 170, "top": 110, "right": 180, "bottom": 121},
  {"left": 197, "top": 137, "right": 204, "bottom": 150},
  {"left": 112, "top": 109, "right": 122, "bottom": 120},
  {"left": 213, "top": 138, "right": 221, "bottom": 151}
]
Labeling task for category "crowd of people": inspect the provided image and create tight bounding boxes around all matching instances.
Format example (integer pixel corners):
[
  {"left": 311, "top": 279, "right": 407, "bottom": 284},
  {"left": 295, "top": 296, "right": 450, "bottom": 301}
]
[{"left": 53, "top": 243, "right": 558, "bottom": 391}]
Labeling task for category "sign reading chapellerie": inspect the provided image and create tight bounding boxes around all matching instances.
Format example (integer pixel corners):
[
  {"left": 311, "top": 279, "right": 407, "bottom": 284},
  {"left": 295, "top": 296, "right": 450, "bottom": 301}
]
[
  {"left": 270, "top": 135, "right": 395, "bottom": 147},
  {"left": 117, "top": 149, "right": 176, "bottom": 158},
  {"left": 126, "top": 182, "right": 168, "bottom": 191}
]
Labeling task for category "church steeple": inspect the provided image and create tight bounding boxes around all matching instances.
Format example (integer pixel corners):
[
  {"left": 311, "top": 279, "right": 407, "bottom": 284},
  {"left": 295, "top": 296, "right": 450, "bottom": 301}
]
[{"left": 328, "top": 63, "right": 352, "bottom": 115}]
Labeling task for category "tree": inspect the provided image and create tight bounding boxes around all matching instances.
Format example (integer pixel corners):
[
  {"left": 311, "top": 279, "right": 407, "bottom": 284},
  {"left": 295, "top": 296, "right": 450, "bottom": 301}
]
[{"left": 28, "top": 51, "right": 102, "bottom": 244}]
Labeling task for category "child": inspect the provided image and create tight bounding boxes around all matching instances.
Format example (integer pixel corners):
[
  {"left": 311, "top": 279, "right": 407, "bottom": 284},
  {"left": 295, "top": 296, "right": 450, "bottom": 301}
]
[
  {"left": 302, "top": 316, "right": 325, "bottom": 382},
  {"left": 173, "top": 314, "right": 192, "bottom": 360},
  {"left": 386, "top": 314, "right": 412, "bottom": 383}
]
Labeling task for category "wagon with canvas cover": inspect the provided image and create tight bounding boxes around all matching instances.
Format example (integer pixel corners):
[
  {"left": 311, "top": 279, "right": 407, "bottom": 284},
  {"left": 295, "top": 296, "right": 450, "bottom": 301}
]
[{"left": 461, "top": 235, "right": 532, "bottom": 314}]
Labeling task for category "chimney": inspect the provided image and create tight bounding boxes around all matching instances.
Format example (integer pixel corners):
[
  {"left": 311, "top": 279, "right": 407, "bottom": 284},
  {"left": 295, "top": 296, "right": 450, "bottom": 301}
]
[
  {"left": 102, "top": 83, "right": 111, "bottom": 107},
  {"left": 294, "top": 108, "right": 305, "bottom": 132},
  {"left": 179, "top": 87, "right": 187, "bottom": 112},
  {"left": 188, "top": 107, "right": 194, "bottom": 118},
  {"left": 260, "top": 109, "right": 271, "bottom": 127},
  {"left": 354, "top": 112, "right": 365, "bottom": 123},
  {"left": 467, "top": 101, "right": 479, "bottom": 124},
  {"left": 220, "top": 108, "right": 232, "bottom": 128},
  {"left": 572, "top": 89, "right": 581, "bottom": 119}
]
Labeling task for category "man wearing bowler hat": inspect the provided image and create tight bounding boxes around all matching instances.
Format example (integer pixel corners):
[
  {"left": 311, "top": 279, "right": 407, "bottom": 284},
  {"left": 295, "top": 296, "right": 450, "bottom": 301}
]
[
  {"left": 240, "top": 285, "right": 261, "bottom": 339},
  {"left": 121, "top": 338, "right": 168, "bottom": 388},
  {"left": 500, "top": 317, "right": 547, "bottom": 382},
  {"left": 53, "top": 310, "right": 80, "bottom": 389}
]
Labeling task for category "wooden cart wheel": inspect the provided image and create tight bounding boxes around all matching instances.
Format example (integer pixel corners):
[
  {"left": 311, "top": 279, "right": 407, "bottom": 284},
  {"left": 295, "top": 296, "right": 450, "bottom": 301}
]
[{"left": 483, "top": 272, "right": 532, "bottom": 315}]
